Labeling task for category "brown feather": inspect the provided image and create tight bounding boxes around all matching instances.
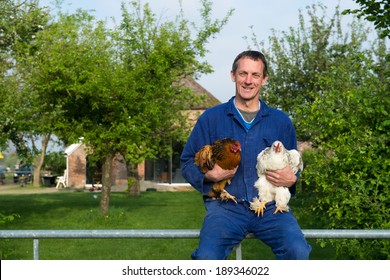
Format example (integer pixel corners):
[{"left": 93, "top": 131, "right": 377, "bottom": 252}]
[
  {"left": 194, "top": 145, "right": 214, "bottom": 172},
  {"left": 194, "top": 138, "right": 241, "bottom": 201},
  {"left": 212, "top": 139, "right": 241, "bottom": 170}
]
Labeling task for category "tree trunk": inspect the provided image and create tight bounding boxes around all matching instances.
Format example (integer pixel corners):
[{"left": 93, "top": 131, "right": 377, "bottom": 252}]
[
  {"left": 33, "top": 133, "right": 51, "bottom": 187},
  {"left": 100, "top": 154, "right": 113, "bottom": 216},
  {"left": 128, "top": 164, "right": 140, "bottom": 196}
]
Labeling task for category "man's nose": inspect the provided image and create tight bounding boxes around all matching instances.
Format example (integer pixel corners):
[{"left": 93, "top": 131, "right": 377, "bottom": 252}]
[{"left": 244, "top": 75, "right": 253, "bottom": 84}]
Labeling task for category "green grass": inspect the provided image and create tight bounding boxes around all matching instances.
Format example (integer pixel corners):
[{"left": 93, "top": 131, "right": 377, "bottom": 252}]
[{"left": 0, "top": 190, "right": 337, "bottom": 260}]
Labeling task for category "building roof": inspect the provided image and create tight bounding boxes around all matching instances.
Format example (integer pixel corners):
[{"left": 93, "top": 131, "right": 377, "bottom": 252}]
[
  {"left": 64, "top": 143, "right": 82, "bottom": 155},
  {"left": 182, "top": 77, "right": 221, "bottom": 109}
]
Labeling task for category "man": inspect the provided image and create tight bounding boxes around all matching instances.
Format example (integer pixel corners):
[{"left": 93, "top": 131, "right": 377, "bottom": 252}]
[{"left": 180, "top": 50, "right": 311, "bottom": 260}]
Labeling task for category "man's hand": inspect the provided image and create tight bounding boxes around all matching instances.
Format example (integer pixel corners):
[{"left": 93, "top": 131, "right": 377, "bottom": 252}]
[
  {"left": 204, "top": 163, "right": 238, "bottom": 183},
  {"left": 265, "top": 165, "right": 297, "bottom": 188}
]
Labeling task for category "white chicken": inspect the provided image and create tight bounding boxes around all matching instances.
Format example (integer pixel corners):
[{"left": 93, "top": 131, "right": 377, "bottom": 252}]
[{"left": 250, "top": 140, "right": 303, "bottom": 216}]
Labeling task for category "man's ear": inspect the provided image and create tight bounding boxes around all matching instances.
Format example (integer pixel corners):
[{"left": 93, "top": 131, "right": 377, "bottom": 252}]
[{"left": 261, "top": 75, "right": 269, "bottom": 86}]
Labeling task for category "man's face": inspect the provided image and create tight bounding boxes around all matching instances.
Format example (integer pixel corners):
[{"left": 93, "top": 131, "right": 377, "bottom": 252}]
[{"left": 230, "top": 57, "right": 268, "bottom": 102}]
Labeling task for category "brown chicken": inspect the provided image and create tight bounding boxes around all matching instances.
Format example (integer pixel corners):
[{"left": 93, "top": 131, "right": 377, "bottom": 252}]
[{"left": 194, "top": 138, "right": 241, "bottom": 203}]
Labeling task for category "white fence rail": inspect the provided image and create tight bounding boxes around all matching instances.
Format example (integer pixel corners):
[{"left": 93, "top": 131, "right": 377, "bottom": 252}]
[{"left": 1, "top": 229, "right": 389, "bottom": 260}]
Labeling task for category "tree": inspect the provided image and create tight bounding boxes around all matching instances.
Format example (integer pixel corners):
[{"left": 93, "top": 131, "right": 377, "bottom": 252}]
[
  {"left": 96, "top": 0, "right": 232, "bottom": 214},
  {"left": 27, "top": 0, "right": 232, "bottom": 215},
  {"left": 251, "top": 4, "right": 389, "bottom": 259},
  {"left": 20, "top": 7, "right": 123, "bottom": 192},
  {"left": 0, "top": 0, "right": 53, "bottom": 185},
  {"left": 1, "top": 0, "right": 47, "bottom": 149},
  {"left": 343, "top": 0, "right": 390, "bottom": 38}
]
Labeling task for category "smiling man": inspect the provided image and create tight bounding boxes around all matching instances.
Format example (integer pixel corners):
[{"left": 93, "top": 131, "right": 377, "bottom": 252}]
[{"left": 181, "top": 50, "right": 311, "bottom": 260}]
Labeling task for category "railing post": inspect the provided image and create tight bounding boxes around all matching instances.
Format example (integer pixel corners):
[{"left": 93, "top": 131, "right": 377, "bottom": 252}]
[
  {"left": 236, "top": 243, "right": 242, "bottom": 260},
  {"left": 33, "top": 239, "right": 39, "bottom": 260}
]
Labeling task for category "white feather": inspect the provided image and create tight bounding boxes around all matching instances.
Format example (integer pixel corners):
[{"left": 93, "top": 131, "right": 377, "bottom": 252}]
[{"left": 250, "top": 141, "right": 303, "bottom": 215}]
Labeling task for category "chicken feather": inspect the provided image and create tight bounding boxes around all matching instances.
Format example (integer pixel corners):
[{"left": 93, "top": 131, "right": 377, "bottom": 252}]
[
  {"left": 250, "top": 140, "right": 303, "bottom": 216},
  {"left": 194, "top": 138, "right": 241, "bottom": 203}
]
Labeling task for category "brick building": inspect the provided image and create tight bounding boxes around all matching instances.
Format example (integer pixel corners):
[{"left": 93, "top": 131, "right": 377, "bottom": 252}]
[{"left": 64, "top": 143, "right": 87, "bottom": 188}]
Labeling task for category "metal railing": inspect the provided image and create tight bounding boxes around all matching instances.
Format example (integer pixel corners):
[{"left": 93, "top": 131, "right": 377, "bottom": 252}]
[{"left": 1, "top": 229, "right": 389, "bottom": 260}]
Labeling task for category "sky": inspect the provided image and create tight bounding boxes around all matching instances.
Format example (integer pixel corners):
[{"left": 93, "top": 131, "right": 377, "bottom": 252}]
[{"left": 38, "top": 0, "right": 364, "bottom": 103}]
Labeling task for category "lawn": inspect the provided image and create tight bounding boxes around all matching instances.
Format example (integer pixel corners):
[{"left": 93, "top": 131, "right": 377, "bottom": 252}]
[{"left": 0, "top": 189, "right": 337, "bottom": 260}]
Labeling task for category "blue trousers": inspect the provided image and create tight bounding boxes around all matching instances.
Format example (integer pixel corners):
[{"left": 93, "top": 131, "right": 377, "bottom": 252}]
[{"left": 192, "top": 199, "right": 312, "bottom": 260}]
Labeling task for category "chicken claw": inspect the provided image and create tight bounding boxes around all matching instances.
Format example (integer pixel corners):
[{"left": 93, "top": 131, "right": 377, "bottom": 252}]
[
  {"left": 256, "top": 200, "right": 267, "bottom": 216},
  {"left": 220, "top": 189, "right": 237, "bottom": 204},
  {"left": 273, "top": 205, "right": 289, "bottom": 214},
  {"left": 250, "top": 198, "right": 267, "bottom": 216}
]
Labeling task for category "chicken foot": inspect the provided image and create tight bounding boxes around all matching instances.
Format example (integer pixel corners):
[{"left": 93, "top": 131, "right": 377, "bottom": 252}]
[
  {"left": 220, "top": 189, "right": 237, "bottom": 204},
  {"left": 255, "top": 200, "right": 267, "bottom": 216},
  {"left": 250, "top": 197, "right": 268, "bottom": 216},
  {"left": 273, "top": 205, "right": 289, "bottom": 214}
]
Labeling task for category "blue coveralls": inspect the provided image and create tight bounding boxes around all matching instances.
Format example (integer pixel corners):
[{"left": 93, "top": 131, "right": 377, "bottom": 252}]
[{"left": 180, "top": 97, "right": 312, "bottom": 260}]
